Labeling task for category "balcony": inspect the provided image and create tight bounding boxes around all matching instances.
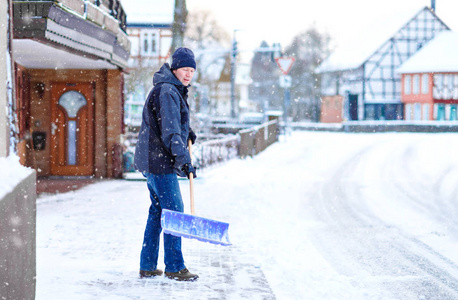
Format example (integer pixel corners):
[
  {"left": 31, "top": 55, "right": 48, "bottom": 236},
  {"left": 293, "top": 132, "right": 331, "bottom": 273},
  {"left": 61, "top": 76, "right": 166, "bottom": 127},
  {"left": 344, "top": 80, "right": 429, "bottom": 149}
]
[{"left": 13, "top": 0, "right": 131, "bottom": 69}]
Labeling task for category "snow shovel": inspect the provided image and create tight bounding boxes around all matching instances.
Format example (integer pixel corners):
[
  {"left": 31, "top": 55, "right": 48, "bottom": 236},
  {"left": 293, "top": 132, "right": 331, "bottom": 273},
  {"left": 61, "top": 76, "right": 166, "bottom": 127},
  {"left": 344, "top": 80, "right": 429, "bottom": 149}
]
[{"left": 161, "top": 140, "right": 232, "bottom": 246}]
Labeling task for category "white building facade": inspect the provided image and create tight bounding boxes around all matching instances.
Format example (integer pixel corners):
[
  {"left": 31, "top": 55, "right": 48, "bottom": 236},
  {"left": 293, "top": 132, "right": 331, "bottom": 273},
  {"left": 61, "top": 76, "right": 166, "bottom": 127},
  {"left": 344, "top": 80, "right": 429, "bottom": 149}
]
[{"left": 124, "top": 23, "right": 172, "bottom": 130}]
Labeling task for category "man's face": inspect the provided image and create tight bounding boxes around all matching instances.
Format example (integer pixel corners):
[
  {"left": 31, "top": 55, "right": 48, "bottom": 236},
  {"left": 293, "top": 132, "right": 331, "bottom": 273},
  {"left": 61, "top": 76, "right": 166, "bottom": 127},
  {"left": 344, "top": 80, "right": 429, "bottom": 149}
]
[{"left": 173, "top": 67, "right": 195, "bottom": 86}]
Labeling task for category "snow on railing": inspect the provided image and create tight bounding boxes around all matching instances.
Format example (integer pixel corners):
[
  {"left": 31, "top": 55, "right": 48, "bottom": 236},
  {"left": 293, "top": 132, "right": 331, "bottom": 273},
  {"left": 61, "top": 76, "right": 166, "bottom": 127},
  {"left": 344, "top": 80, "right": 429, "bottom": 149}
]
[
  {"left": 56, "top": 0, "right": 127, "bottom": 36},
  {"left": 193, "top": 135, "right": 239, "bottom": 169},
  {"left": 192, "top": 120, "right": 279, "bottom": 169},
  {"left": 122, "top": 121, "right": 280, "bottom": 174}
]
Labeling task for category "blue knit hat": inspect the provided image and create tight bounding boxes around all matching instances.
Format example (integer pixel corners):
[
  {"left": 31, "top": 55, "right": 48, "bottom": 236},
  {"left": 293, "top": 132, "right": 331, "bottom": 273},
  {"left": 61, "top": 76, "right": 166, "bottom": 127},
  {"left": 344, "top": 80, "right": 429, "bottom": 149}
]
[{"left": 171, "top": 47, "right": 196, "bottom": 70}]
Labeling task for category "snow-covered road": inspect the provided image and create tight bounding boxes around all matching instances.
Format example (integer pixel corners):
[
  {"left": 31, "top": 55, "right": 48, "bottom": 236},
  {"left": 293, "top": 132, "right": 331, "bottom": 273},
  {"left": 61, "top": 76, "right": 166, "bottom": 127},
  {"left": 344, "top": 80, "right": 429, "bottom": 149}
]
[
  {"left": 36, "top": 131, "right": 458, "bottom": 299},
  {"left": 304, "top": 133, "right": 458, "bottom": 299}
]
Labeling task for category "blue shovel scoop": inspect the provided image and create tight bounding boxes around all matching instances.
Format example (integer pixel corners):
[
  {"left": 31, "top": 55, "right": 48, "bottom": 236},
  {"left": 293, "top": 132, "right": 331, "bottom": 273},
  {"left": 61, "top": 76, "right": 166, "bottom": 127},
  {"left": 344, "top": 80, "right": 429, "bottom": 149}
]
[{"left": 161, "top": 140, "right": 232, "bottom": 246}]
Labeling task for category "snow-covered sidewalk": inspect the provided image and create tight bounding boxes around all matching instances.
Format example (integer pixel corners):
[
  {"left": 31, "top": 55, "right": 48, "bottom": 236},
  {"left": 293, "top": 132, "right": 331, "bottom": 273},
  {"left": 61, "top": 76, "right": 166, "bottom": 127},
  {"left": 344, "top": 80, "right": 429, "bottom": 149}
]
[
  {"left": 36, "top": 180, "right": 275, "bottom": 300},
  {"left": 36, "top": 131, "right": 458, "bottom": 299}
]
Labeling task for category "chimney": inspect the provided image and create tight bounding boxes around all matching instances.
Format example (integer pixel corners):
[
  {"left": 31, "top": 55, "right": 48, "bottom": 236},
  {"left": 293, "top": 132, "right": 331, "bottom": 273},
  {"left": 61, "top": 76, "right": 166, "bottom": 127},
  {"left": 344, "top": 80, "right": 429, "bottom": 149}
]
[{"left": 431, "top": 0, "right": 436, "bottom": 12}]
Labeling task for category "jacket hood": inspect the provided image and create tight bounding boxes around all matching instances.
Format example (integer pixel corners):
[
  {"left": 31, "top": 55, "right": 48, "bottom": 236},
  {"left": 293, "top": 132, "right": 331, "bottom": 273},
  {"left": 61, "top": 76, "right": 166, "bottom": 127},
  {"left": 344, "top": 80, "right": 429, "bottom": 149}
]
[{"left": 153, "top": 63, "right": 183, "bottom": 86}]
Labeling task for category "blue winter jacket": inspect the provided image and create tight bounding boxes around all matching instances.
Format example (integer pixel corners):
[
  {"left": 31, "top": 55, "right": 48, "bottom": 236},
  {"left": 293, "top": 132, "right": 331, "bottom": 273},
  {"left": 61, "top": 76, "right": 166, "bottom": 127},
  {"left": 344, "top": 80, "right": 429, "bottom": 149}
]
[{"left": 134, "top": 63, "right": 193, "bottom": 177}]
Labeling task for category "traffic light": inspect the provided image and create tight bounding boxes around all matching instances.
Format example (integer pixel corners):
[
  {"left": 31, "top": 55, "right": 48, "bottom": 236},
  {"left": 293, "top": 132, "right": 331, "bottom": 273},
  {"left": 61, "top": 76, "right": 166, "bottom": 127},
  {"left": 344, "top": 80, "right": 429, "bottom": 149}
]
[{"left": 232, "top": 40, "right": 238, "bottom": 59}]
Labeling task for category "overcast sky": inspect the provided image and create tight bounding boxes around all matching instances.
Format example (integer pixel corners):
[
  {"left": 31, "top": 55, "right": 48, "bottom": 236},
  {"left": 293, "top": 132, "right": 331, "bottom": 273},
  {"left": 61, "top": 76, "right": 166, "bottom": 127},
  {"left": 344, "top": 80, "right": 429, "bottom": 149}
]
[{"left": 122, "top": 0, "right": 458, "bottom": 55}]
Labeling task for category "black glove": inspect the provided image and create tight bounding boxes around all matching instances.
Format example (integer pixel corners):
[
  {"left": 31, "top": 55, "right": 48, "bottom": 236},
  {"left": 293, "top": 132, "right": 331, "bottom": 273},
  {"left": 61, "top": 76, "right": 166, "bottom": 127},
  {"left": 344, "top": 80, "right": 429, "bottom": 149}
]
[
  {"left": 182, "top": 163, "right": 197, "bottom": 179},
  {"left": 188, "top": 130, "right": 197, "bottom": 145}
]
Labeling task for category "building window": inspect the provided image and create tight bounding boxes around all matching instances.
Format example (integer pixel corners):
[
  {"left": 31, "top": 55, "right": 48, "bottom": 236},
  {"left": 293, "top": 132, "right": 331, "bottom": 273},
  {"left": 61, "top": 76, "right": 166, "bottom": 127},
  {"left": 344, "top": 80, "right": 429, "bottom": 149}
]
[
  {"left": 414, "top": 103, "right": 421, "bottom": 120},
  {"left": 405, "top": 104, "right": 412, "bottom": 120},
  {"left": 142, "top": 33, "right": 149, "bottom": 54},
  {"left": 446, "top": 103, "right": 451, "bottom": 120},
  {"left": 404, "top": 75, "right": 411, "bottom": 95},
  {"left": 151, "top": 33, "right": 157, "bottom": 53},
  {"left": 454, "top": 75, "right": 458, "bottom": 100},
  {"left": 413, "top": 74, "right": 420, "bottom": 94},
  {"left": 365, "top": 105, "right": 375, "bottom": 120},
  {"left": 422, "top": 103, "right": 430, "bottom": 120},
  {"left": 421, "top": 74, "right": 429, "bottom": 94},
  {"left": 451, "top": 105, "right": 457, "bottom": 121},
  {"left": 447, "top": 74, "right": 454, "bottom": 99},
  {"left": 433, "top": 74, "right": 443, "bottom": 99},
  {"left": 58, "top": 91, "right": 87, "bottom": 165},
  {"left": 139, "top": 31, "right": 160, "bottom": 56},
  {"left": 443, "top": 74, "right": 452, "bottom": 99}
]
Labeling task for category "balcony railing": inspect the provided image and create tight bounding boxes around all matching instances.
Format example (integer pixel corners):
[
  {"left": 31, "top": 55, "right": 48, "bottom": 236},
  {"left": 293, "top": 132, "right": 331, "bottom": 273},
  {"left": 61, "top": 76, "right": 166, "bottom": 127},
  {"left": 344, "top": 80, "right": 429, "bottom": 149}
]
[
  {"left": 16, "top": 0, "right": 127, "bottom": 33},
  {"left": 13, "top": 0, "right": 131, "bottom": 67}
]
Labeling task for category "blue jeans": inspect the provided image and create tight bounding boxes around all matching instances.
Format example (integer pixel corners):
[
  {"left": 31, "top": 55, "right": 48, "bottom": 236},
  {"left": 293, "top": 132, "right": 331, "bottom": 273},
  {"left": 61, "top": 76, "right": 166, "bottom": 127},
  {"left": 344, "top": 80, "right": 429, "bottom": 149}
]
[{"left": 140, "top": 173, "right": 186, "bottom": 273}]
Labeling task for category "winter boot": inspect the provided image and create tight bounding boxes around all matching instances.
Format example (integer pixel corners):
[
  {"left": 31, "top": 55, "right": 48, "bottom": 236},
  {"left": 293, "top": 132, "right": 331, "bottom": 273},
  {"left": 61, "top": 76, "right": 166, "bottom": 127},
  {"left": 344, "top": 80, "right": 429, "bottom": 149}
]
[
  {"left": 139, "top": 269, "right": 163, "bottom": 278},
  {"left": 165, "top": 268, "right": 199, "bottom": 281}
]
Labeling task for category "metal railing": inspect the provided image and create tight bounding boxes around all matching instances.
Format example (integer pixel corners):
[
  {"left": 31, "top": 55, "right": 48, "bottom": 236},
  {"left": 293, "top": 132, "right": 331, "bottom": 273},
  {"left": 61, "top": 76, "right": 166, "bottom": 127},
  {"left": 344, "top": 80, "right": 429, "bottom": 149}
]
[
  {"left": 122, "top": 120, "right": 280, "bottom": 174},
  {"left": 193, "top": 135, "right": 239, "bottom": 169},
  {"left": 238, "top": 119, "right": 279, "bottom": 158},
  {"left": 193, "top": 120, "right": 279, "bottom": 169}
]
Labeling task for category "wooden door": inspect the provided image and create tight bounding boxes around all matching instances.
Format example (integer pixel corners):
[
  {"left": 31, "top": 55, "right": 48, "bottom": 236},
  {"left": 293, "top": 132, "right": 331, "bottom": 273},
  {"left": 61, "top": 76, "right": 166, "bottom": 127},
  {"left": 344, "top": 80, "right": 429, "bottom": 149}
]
[
  {"left": 50, "top": 82, "right": 94, "bottom": 176},
  {"left": 348, "top": 94, "right": 358, "bottom": 121}
]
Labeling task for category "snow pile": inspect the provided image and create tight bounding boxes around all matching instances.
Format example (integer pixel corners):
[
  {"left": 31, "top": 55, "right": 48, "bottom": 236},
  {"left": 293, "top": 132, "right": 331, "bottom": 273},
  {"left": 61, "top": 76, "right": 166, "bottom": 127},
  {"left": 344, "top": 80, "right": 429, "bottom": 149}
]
[{"left": 0, "top": 155, "right": 34, "bottom": 199}]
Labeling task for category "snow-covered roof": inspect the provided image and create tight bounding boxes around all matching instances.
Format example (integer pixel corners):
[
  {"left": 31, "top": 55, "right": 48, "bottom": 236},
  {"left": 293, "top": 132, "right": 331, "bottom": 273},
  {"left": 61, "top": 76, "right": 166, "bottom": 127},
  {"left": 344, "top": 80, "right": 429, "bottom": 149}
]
[
  {"left": 121, "top": 0, "right": 174, "bottom": 24},
  {"left": 316, "top": 5, "right": 428, "bottom": 73},
  {"left": 397, "top": 31, "right": 458, "bottom": 74}
]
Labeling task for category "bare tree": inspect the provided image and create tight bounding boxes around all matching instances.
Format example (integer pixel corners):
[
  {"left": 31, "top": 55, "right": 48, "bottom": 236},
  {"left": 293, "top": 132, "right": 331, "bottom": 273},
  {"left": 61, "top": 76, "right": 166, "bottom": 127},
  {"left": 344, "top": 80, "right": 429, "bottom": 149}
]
[
  {"left": 183, "top": 9, "right": 230, "bottom": 115},
  {"left": 185, "top": 9, "right": 230, "bottom": 49},
  {"left": 171, "top": 0, "right": 188, "bottom": 54},
  {"left": 185, "top": 8, "right": 231, "bottom": 84},
  {"left": 125, "top": 63, "right": 159, "bottom": 99},
  {"left": 285, "top": 24, "right": 332, "bottom": 121}
]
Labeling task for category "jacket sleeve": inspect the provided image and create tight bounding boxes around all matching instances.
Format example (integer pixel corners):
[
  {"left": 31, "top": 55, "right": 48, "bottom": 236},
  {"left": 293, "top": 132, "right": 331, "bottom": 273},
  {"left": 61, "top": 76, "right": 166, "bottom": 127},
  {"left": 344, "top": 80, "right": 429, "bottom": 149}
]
[{"left": 158, "top": 86, "right": 191, "bottom": 170}]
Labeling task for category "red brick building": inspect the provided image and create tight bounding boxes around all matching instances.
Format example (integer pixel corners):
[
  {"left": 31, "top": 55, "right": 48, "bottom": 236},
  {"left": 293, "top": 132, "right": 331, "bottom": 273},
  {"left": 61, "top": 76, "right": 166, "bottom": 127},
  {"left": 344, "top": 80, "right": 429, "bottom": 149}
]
[{"left": 12, "top": 0, "right": 130, "bottom": 178}]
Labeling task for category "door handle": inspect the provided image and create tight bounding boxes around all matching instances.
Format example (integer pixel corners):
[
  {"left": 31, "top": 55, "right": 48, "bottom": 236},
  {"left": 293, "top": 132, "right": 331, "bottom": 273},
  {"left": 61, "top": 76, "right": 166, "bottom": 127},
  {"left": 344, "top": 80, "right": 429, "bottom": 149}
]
[{"left": 51, "top": 122, "right": 58, "bottom": 135}]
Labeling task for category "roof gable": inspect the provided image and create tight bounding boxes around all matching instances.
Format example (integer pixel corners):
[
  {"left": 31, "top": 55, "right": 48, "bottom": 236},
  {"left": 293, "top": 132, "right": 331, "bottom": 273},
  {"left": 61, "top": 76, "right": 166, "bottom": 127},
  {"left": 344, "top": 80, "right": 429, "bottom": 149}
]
[{"left": 317, "top": 6, "right": 449, "bottom": 73}]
